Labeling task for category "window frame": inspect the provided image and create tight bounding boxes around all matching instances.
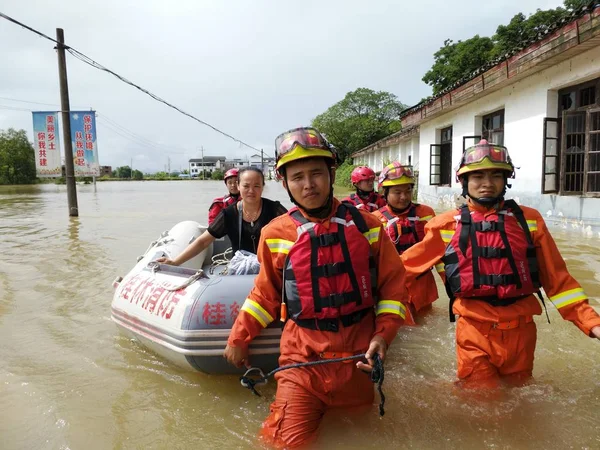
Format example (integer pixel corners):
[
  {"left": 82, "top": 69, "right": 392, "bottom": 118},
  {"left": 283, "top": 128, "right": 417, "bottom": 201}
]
[
  {"left": 481, "top": 109, "right": 505, "bottom": 145},
  {"left": 541, "top": 117, "right": 561, "bottom": 194}
]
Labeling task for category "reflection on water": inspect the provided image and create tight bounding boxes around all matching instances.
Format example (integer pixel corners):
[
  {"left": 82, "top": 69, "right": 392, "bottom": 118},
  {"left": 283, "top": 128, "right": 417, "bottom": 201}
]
[{"left": 0, "top": 181, "right": 599, "bottom": 449}]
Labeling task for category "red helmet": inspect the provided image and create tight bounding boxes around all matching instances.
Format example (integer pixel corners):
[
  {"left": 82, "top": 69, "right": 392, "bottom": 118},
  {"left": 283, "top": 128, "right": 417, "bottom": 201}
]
[
  {"left": 351, "top": 166, "right": 376, "bottom": 185},
  {"left": 224, "top": 168, "right": 239, "bottom": 182}
]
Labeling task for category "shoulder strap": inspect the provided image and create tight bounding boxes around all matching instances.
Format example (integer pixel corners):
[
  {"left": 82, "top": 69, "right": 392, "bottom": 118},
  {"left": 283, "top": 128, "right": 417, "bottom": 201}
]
[
  {"left": 503, "top": 199, "right": 534, "bottom": 245},
  {"left": 289, "top": 208, "right": 309, "bottom": 226},
  {"left": 237, "top": 201, "right": 243, "bottom": 248},
  {"left": 458, "top": 205, "right": 471, "bottom": 256},
  {"left": 345, "top": 203, "right": 369, "bottom": 234},
  {"left": 381, "top": 208, "right": 394, "bottom": 221}
]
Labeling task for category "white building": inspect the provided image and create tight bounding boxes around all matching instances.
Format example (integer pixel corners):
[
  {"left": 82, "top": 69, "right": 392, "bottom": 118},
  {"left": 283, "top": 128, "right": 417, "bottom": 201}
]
[
  {"left": 353, "top": 4, "right": 600, "bottom": 225},
  {"left": 188, "top": 156, "right": 226, "bottom": 177}
]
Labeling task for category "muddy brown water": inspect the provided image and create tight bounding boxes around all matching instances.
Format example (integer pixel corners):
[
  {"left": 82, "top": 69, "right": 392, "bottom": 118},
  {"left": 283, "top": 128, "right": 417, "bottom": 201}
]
[{"left": 1, "top": 181, "right": 599, "bottom": 449}]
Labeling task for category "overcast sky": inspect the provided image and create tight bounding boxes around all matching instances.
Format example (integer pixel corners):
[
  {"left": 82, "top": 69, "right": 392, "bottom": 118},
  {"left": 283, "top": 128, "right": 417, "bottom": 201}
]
[{"left": 0, "top": 0, "right": 564, "bottom": 173}]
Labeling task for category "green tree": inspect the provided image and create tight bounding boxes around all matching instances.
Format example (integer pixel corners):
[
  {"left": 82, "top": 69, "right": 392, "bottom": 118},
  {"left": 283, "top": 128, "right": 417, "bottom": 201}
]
[
  {"left": 492, "top": 8, "right": 566, "bottom": 58},
  {"left": 0, "top": 128, "right": 37, "bottom": 184},
  {"left": 132, "top": 169, "right": 144, "bottom": 180},
  {"left": 422, "top": 36, "right": 495, "bottom": 95},
  {"left": 211, "top": 169, "right": 224, "bottom": 180},
  {"left": 422, "top": 1, "right": 590, "bottom": 94},
  {"left": 564, "top": 0, "right": 589, "bottom": 11},
  {"left": 115, "top": 166, "right": 132, "bottom": 179},
  {"left": 311, "top": 88, "right": 406, "bottom": 161}
]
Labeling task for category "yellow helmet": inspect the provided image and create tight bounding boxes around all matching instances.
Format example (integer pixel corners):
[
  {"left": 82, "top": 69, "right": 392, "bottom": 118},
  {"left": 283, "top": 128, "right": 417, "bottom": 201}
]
[
  {"left": 456, "top": 139, "right": 515, "bottom": 179},
  {"left": 378, "top": 162, "right": 414, "bottom": 187},
  {"left": 275, "top": 127, "right": 336, "bottom": 171}
]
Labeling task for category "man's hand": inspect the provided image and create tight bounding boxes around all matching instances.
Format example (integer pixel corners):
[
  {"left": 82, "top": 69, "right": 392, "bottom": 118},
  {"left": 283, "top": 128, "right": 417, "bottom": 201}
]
[
  {"left": 356, "top": 335, "right": 387, "bottom": 372},
  {"left": 591, "top": 326, "right": 600, "bottom": 340},
  {"left": 223, "top": 344, "right": 250, "bottom": 368}
]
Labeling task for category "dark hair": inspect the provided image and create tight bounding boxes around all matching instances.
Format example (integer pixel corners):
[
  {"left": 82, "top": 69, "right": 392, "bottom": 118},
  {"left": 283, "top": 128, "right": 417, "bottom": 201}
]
[{"left": 238, "top": 166, "right": 265, "bottom": 185}]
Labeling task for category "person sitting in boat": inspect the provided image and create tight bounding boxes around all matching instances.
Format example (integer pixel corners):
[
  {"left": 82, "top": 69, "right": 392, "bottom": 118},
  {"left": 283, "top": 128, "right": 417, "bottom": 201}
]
[
  {"left": 341, "top": 166, "right": 386, "bottom": 212},
  {"left": 157, "top": 167, "right": 287, "bottom": 266},
  {"left": 372, "top": 162, "right": 439, "bottom": 324},
  {"left": 224, "top": 127, "right": 409, "bottom": 448},
  {"left": 207, "top": 168, "right": 241, "bottom": 225}
]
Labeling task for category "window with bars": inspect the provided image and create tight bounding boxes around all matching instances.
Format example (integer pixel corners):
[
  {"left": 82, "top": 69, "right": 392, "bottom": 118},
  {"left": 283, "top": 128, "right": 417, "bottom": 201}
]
[
  {"left": 544, "top": 77, "right": 600, "bottom": 195},
  {"left": 482, "top": 109, "right": 504, "bottom": 145}
]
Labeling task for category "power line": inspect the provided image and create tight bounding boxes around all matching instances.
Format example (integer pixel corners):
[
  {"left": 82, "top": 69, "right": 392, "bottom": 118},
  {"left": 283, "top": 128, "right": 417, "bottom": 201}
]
[
  {"left": 0, "top": 104, "right": 33, "bottom": 112},
  {"left": 97, "top": 117, "right": 190, "bottom": 155},
  {"left": 96, "top": 113, "right": 189, "bottom": 154},
  {"left": 0, "top": 95, "right": 87, "bottom": 110},
  {"left": 0, "top": 11, "right": 261, "bottom": 152}
]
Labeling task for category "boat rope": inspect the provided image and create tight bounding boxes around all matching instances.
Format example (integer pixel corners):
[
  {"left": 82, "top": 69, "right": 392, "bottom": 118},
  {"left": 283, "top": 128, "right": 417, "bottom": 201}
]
[
  {"left": 240, "top": 353, "right": 386, "bottom": 417},
  {"left": 162, "top": 269, "right": 207, "bottom": 291},
  {"left": 211, "top": 247, "right": 233, "bottom": 266},
  {"left": 146, "top": 261, "right": 208, "bottom": 291}
]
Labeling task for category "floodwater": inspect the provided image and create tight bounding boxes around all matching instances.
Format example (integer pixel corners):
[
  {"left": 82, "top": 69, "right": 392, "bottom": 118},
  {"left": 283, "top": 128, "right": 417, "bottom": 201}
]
[{"left": 1, "top": 180, "right": 599, "bottom": 450}]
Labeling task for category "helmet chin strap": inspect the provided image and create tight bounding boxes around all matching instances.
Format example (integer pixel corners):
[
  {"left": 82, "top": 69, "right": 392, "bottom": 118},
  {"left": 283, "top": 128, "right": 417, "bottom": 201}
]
[
  {"left": 461, "top": 176, "right": 509, "bottom": 207},
  {"left": 356, "top": 187, "right": 374, "bottom": 199}
]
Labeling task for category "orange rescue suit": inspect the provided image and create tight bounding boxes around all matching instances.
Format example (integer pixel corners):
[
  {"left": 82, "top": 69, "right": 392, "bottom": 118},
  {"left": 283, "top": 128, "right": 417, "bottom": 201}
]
[
  {"left": 341, "top": 192, "right": 387, "bottom": 213},
  {"left": 401, "top": 200, "right": 600, "bottom": 387},
  {"left": 373, "top": 203, "right": 440, "bottom": 321},
  {"left": 228, "top": 199, "right": 408, "bottom": 448}
]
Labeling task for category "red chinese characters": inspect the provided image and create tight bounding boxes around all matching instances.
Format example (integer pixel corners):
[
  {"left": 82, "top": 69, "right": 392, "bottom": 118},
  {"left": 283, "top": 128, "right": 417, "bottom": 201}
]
[
  {"left": 230, "top": 301, "right": 240, "bottom": 321},
  {"left": 118, "top": 274, "right": 186, "bottom": 321},
  {"left": 202, "top": 302, "right": 227, "bottom": 326}
]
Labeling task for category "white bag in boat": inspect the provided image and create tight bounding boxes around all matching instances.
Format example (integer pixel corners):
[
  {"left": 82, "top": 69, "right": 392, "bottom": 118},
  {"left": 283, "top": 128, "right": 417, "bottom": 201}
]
[{"left": 226, "top": 250, "right": 260, "bottom": 275}]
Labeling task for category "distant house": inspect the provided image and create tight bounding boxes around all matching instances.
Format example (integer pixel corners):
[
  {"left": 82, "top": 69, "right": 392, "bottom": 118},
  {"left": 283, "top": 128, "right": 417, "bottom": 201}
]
[
  {"left": 353, "top": 4, "right": 600, "bottom": 225},
  {"left": 188, "top": 156, "right": 226, "bottom": 177},
  {"left": 100, "top": 166, "right": 112, "bottom": 177},
  {"left": 249, "top": 153, "right": 276, "bottom": 179}
]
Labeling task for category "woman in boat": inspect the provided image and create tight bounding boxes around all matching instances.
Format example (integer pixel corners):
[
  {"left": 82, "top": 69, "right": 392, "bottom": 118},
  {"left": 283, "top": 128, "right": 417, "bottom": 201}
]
[{"left": 157, "top": 167, "right": 287, "bottom": 265}]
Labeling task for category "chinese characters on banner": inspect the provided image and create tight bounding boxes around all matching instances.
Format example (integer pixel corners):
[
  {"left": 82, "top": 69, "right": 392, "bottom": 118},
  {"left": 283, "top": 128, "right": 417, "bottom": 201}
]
[
  {"left": 31, "top": 112, "right": 62, "bottom": 177},
  {"left": 70, "top": 111, "right": 100, "bottom": 176}
]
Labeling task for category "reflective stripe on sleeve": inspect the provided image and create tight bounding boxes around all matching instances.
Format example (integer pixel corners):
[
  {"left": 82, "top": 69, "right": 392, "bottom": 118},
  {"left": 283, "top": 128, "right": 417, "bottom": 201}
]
[
  {"left": 440, "top": 229, "right": 455, "bottom": 243},
  {"left": 526, "top": 219, "right": 538, "bottom": 232},
  {"left": 376, "top": 300, "right": 406, "bottom": 319},
  {"left": 363, "top": 227, "right": 380, "bottom": 245},
  {"left": 265, "top": 238, "right": 294, "bottom": 255},
  {"left": 549, "top": 287, "right": 587, "bottom": 309},
  {"left": 419, "top": 215, "right": 433, "bottom": 221},
  {"left": 435, "top": 262, "right": 445, "bottom": 274},
  {"left": 241, "top": 298, "right": 274, "bottom": 327}
]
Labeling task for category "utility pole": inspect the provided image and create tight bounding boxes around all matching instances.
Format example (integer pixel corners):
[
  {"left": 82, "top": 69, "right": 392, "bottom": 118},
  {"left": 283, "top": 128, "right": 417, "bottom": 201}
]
[
  {"left": 167, "top": 156, "right": 171, "bottom": 175},
  {"left": 56, "top": 28, "right": 78, "bottom": 217},
  {"left": 130, "top": 157, "right": 133, "bottom": 179},
  {"left": 261, "top": 148, "right": 265, "bottom": 177},
  {"left": 200, "top": 146, "right": 204, "bottom": 180}
]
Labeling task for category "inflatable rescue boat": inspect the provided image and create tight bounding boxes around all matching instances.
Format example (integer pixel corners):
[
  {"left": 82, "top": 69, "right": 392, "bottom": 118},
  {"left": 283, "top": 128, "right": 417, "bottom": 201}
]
[{"left": 110, "top": 221, "right": 281, "bottom": 374}]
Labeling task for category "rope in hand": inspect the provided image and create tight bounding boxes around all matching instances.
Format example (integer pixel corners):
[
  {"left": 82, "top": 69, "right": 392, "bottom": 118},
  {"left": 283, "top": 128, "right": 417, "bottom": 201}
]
[{"left": 240, "top": 353, "right": 386, "bottom": 417}]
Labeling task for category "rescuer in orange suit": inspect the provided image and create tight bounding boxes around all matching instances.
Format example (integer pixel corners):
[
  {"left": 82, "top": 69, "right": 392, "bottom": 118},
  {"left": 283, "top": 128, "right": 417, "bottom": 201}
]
[
  {"left": 341, "top": 166, "right": 387, "bottom": 212},
  {"left": 372, "top": 162, "right": 440, "bottom": 324},
  {"left": 223, "top": 127, "right": 409, "bottom": 448},
  {"left": 401, "top": 139, "right": 600, "bottom": 388}
]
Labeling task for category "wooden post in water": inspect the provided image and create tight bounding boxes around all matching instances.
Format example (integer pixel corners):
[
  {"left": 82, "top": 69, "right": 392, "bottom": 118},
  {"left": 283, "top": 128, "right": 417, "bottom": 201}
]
[{"left": 56, "top": 28, "right": 79, "bottom": 217}]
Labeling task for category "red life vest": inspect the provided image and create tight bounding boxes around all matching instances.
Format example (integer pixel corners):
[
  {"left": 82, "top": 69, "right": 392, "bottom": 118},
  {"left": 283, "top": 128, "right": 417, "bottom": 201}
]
[
  {"left": 344, "top": 193, "right": 386, "bottom": 213},
  {"left": 442, "top": 200, "right": 541, "bottom": 313},
  {"left": 380, "top": 204, "right": 426, "bottom": 255},
  {"left": 208, "top": 194, "right": 239, "bottom": 223},
  {"left": 283, "top": 204, "right": 377, "bottom": 331}
]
